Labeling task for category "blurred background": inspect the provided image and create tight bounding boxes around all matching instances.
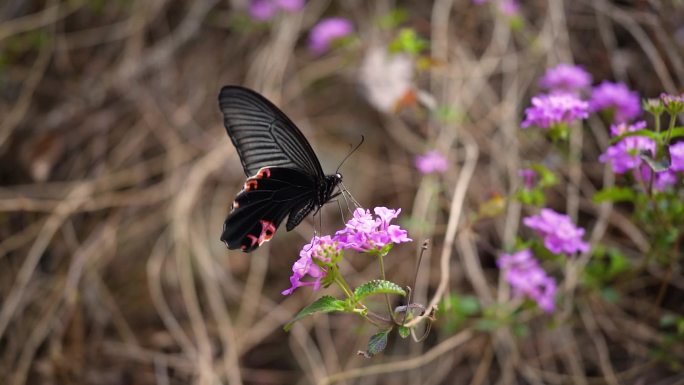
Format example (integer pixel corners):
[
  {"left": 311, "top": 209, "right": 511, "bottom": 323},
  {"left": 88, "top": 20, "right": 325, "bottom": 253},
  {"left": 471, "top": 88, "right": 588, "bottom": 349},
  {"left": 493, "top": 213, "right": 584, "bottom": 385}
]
[{"left": 1, "top": 0, "right": 684, "bottom": 384}]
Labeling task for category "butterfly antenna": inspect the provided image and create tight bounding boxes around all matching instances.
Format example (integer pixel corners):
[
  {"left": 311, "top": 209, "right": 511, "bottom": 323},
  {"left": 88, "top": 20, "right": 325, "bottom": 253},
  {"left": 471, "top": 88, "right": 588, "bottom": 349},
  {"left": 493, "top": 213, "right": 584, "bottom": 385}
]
[{"left": 336, "top": 135, "right": 365, "bottom": 174}]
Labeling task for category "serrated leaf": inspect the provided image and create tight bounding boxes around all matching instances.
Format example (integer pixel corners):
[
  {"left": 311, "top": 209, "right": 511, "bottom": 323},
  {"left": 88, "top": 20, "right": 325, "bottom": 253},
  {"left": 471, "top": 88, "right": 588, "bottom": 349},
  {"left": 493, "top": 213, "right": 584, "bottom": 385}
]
[
  {"left": 354, "top": 280, "right": 406, "bottom": 302},
  {"left": 593, "top": 187, "right": 636, "bottom": 203},
  {"left": 398, "top": 326, "right": 410, "bottom": 339},
  {"left": 366, "top": 329, "right": 391, "bottom": 356},
  {"left": 284, "top": 296, "right": 346, "bottom": 331}
]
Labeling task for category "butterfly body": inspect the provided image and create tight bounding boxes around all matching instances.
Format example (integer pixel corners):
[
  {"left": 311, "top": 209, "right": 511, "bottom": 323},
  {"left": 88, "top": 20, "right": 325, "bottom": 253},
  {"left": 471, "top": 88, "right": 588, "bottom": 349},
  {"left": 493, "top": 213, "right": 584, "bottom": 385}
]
[{"left": 219, "top": 86, "right": 342, "bottom": 252}]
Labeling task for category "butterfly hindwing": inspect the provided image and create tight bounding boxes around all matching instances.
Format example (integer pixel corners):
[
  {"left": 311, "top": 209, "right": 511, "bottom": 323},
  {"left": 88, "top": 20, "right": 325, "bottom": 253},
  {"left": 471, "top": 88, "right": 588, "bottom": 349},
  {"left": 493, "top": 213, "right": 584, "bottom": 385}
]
[{"left": 220, "top": 167, "right": 318, "bottom": 252}]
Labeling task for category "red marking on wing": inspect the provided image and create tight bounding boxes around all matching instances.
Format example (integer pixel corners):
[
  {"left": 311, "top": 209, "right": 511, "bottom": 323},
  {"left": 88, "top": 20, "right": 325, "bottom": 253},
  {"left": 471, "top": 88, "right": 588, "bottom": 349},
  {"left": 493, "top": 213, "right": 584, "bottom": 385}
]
[
  {"left": 257, "top": 167, "right": 271, "bottom": 179},
  {"left": 244, "top": 179, "right": 258, "bottom": 191},
  {"left": 259, "top": 219, "right": 276, "bottom": 242},
  {"left": 246, "top": 234, "right": 259, "bottom": 247}
]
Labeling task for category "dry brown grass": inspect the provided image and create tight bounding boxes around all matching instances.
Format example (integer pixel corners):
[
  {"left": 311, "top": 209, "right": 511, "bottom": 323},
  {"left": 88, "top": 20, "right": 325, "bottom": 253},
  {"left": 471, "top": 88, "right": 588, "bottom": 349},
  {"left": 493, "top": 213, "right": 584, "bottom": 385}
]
[{"left": 1, "top": 0, "right": 683, "bottom": 384}]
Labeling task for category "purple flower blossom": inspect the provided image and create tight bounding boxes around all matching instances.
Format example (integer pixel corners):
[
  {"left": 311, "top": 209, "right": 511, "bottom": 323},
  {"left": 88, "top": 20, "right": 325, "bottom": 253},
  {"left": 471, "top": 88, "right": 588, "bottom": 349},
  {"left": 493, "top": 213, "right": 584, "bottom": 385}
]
[
  {"left": 599, "top": 121, "right": 654, "bottom": 174},
  {"left": 249, "top": 0, "right": 277, "bottom": 21},
  {"left": 523, "top": 208, "right": 589, "bottom": 255},
  {"left": 248, "top": 0, "right": 304, "bottom": 21},
  {"left": 519, "top": 168, "right": 537, "bottom": 189},
  {"left": 275, "top": 0, "right": 304, "bottom": 11},
  {"left": 472, "top": 0, "right": 489, "bottom": 4},
  {"left": 282, "top": 236, "right": 339, "bottom": 295},
  {"left": 334, "top": 207, "right": 411, "bottom": 253},
  {"left": 499, "top": 0, "right": 520, "bottom": 16},
  {"left": 308, "top": 18, "right": 353, "bottom": 54},
  {"left": 589, "top": 81, "right": 641, "bottom": 123},
  {"left": 497, "top": 249, "right": 557, "bottom": 313},
  {"left": 539, "top": 64, "right": 592, "bottom": 93},
  {"left": 415, "top": 150, "right": 448, "bottom": 174},
  {"left": 521, "top": 93, "right": 589, "bottom": 129},
  {"left": 669, "top": 142, "right": 684, "bottom": 172}
]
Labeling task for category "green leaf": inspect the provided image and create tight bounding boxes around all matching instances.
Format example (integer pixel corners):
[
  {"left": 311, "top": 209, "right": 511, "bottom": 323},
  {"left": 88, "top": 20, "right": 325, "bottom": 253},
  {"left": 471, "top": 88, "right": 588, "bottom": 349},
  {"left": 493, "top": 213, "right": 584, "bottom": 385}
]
[
  {"left": 366, "top": 329, "right": 391, "bottom": 356},
  {"left": 609, "top": 129, "right": 660, "bottom": 145},
  {"left": 530, "top": 164, "right": 558, "bottom": 188},
  {"left": 354, "top": 280, "right": 406, "bottom": 302},
  {"left": 398, "top": 326, "right": 410, "bottom": 339},
  {"left": 389, "top": 28, "right": 428, "bottom": 55},
  {"left": 667, "top": 127, "right": 684, "bottom": 141},
  {"left": 593, "top": 187, "right": 636, "bottom": 203},
  {"left": 284, "top": 296, "right": 346, "bottom": 331},
  {"left": 376, "top": 8, "right": 408, "bottom": 29},
  {"left": 600, "top": 288, "right": 620, "bottom": 303},
  {"left": 474, "top": 318, "right": 499, "bottom": 331},
  {"left": 516, "top": 189, "right": 545, "bottom": 206}
]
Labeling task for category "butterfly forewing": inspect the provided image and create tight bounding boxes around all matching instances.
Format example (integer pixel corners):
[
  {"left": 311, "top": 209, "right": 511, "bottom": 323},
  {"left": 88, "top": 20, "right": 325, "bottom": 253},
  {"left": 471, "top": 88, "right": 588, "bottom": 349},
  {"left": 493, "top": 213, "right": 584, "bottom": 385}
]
[{"left": 219, "top": 86, "right": 324, "bottom": 178}]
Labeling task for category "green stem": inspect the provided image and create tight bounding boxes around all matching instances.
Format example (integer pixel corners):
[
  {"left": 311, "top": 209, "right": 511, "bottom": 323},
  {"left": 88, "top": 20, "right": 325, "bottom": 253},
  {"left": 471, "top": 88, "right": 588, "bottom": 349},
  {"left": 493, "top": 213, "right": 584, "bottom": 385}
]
[
  {"left": 377, "top": 253, "right": 400, "bottom": 324},
  {"left": 654, "top": 113, "right": 662, "bottom": 133},
  {"left": 333, "top": 270, "right": 354, "bottom": 301},
  {"left": 663, "top": 113, "right": 677, "bottom": 145}
]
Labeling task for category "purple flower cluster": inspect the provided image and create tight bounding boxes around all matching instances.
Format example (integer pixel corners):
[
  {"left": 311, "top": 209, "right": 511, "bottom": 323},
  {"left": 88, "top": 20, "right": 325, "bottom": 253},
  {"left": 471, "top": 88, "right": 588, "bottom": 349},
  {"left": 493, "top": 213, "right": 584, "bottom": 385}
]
[
  {"left": 282, "top": 235, "right": 339, "bottom": 295},
  {"left": 598, "top": 121, "right": 655, "bottom": 174},
  {"left": 334, "top": 207, "right": 412, "bottom": 253},
  {"left": 518, "top": 168, "right": 537, "bottom": 189},
  {"left": 308, "top": 18, "right": 354, "bottom": 54},
  {"left": 523, "top": 208, "right": 589, "bottom": 255},
  {"left": 539, "top": 64, "right": 592, "bottom": 93},
  {"left": 521, "top": 93, "right": 589, "bottom": 129},
  {"left": 415, "top": 150, "right": 448, "bottom": 174},
  {"left": 497, "top": 249, "right": 557, "bottom": 313},
  {"left": 589, "top": 81, "right": 641, "bottom": 123},
  {"left": 669, "top": 142, "right": 684, "bottom": 172},
  {"left": 498, "top": 0, "right": 520, "bottom": 16},
  {"left": 471, "top": 0, "right": 520, "bottom": 14},
  {"left": 283, "top": 207, "right": 411, "bottom": 295},
  {"left": 248, "top": 0, "right": 304, "bottom": 21}
]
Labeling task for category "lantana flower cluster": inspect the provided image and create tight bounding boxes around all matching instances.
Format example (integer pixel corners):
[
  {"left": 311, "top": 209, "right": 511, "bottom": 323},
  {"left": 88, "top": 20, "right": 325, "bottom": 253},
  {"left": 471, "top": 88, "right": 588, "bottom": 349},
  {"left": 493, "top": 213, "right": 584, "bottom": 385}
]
[
  {"left": 246, "top": 3, "right": 354, "bottom": 55},
  {"left": 599, "top": 121, "right": 655, "bottom": 174},
  {"left": 521, "top": 93, "right": 589, "bottom": 129},
  {"left": 497, "top": 209, "right": 587, "bottom": 313},
  {"left": 248, "top": 0, "right": 304, "bottom": 21},
  {"left": 522, "top": 63, "right": 642, "bottom": 131},
  {"left": 497, "top": 249, "right": 557, "bottom": 313},
  {"left": 597, "top": 93, "right": 684, "bottom": 190},
  {"left": 414, "top": 150, "right": 448, "bottom": 174},
  {"left": 282, "top": 207, "right": 411, "bottom": 295},
  {"left": 523, "top": 208, "right": 589, "bottom": 255},
  {"left": 308, "top": 18, "right": 354, "bottom": 55}
]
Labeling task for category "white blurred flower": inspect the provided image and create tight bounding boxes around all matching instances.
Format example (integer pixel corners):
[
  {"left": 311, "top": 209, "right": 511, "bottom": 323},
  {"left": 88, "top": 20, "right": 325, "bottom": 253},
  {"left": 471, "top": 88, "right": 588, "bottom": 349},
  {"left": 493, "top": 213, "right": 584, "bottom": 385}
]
[{"left": 359, "top": 46, "right": 414, "bottom": 113}]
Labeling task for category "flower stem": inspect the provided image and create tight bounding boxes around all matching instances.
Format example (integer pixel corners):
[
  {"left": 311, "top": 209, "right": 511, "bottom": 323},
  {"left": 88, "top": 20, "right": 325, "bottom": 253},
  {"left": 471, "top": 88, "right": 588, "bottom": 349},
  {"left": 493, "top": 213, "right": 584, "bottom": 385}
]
[
  {"left": 377, "top": 253, "right": 400, "bottom": 324},
  {"left": 333, "top": 269, "right": 354, "bottom": 301},
  {"left": 664, "top": 113, "right": 677, "bottom": 145}
]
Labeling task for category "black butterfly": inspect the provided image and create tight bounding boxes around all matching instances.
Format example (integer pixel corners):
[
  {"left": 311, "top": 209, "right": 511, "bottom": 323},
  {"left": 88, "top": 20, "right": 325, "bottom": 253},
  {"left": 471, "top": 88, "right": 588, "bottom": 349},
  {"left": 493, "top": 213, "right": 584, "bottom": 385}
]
[{"left": 219, "top": 86, "right": 342, "bottom": 252}]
